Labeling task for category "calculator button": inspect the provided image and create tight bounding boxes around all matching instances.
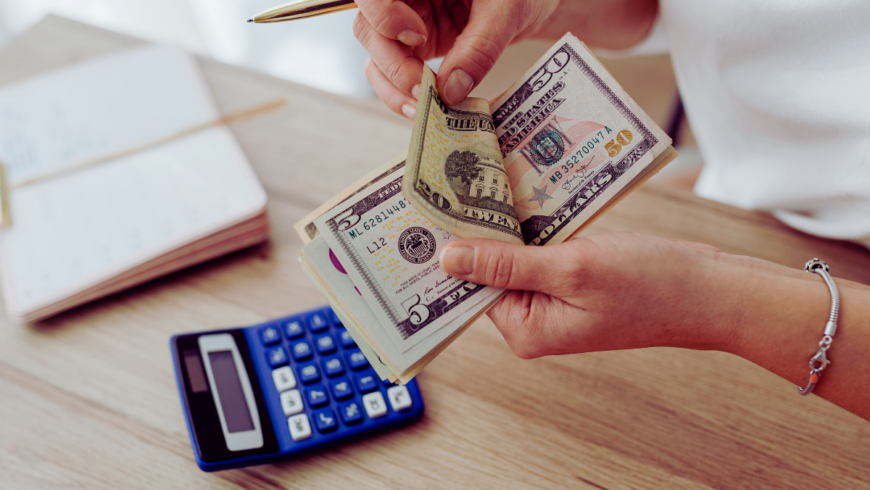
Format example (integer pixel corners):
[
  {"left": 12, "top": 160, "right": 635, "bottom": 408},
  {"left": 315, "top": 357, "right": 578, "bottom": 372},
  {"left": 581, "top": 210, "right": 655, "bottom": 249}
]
[
  {"left": 280, "top": 389, "right": 304, "bottom": 416},
  {"left": 308, "top": 313, "right": 329, "bottom": 333},
  {"left": 337, "top": 328, "right": 356, "bottom": 348},
  {"left": 387, "top": 385, "right": 413, "bottom": 411},
  {"left": 288, "top": 414, "right": 312, "bottom": 441},
  {"left": 313, "top": 408, "right": 338, "bottom": 433},
  {"left": 330, "top": 379, "right": 353, "bottom": 400},
  {"left": 260, "top": 325, "right": 281, "bottom": 345},
  {"left": 266, "top": 346, "right": 288, "bottom": 367},
  {"left": 362, "top": 392, "right": 388, "bottom": 419},
  {"left": 329, "top": 309, "right": 342, "bottom": 326},
  {"left": 355, "top": 374, "right": 377, "bottom": 393},
  {"left": 323, "top": 357, "right": 345, "bottom": 377},
  {"left": 315, "top": 334, "right": 336, "bottom": 355},
  {"left": 298, "top": 364, "right": 321, "bottom": 384},
  {"left": 272, "top": 366, "right": 297, "bottom": 392},
  {"left": 306, "top": 386, "right": 329, "bottom": 407},
  {"left": 345, "top": 349, "right": 369, "bottom": 370},
  {"left": 284, "top": 319, "right": 305, "bottom": 339},
  {"left": 339, "top": 401, "right": 363, "bottom": 425},
  {"left": 291, "top": 341, "right": 313, "bottom": 361}
]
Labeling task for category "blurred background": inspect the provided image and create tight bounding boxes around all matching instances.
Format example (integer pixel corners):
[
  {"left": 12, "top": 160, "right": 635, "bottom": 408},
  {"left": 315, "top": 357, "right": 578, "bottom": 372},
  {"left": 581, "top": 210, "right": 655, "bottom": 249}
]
[
  {"left": 0, "top": 0, "right": 701, "bottom": 180},
  {"left": 0, "top": 0, "right": 373, "bottom": 96}
]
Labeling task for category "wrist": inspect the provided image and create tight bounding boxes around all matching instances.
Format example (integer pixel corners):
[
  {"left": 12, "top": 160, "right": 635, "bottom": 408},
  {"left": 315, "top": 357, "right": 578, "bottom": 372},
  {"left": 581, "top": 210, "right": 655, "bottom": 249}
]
[
  {"left": 662, "top": 251, "right": 806, "bottom": 354},
  {"left": 720, "top": 263, "right": 833, "bottom": 381},
  {"left": 663, "top": 253, "right": 752, "bottom": 353}
]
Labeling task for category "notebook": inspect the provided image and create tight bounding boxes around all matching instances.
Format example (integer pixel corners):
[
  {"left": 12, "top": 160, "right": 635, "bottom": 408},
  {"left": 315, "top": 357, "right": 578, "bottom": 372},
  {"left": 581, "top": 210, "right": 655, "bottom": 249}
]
[{"left": 0, "top": 46, "right": 270, "bottom": 323}]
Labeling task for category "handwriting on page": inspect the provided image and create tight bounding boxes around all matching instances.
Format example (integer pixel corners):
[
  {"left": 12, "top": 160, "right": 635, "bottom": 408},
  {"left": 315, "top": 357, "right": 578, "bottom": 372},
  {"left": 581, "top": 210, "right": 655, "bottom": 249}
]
[
  {"left": 0, "top": 46, "right": 267, "bottom": 315},
  {"left": 0, "top": 104, "right": 105, "bottom": 180},
  {"left": 0, "top": 46, "right": 217, "bottom": 184}
]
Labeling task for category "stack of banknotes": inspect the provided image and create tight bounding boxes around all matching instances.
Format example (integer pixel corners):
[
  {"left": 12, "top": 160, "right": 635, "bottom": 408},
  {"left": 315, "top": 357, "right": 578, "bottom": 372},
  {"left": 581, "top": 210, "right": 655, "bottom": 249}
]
[{"left": 295, "top": 34, "right": 677, "bottom": 383}]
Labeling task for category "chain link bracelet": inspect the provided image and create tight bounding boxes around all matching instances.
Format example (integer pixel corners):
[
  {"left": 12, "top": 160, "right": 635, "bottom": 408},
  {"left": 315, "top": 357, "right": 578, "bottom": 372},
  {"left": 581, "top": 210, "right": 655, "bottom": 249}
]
[{"left": 797, "top": 258, "right": 840, "bottom": 396}]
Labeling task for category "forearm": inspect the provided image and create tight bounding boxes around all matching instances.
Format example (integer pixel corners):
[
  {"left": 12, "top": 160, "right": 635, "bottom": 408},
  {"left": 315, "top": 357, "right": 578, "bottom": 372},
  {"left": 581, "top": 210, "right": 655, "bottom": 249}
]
[
  {"left": 716, "top": 258, "right": 870, "bottom": 419},
  {"left": 523, "top": 0, "right": 659, "bottom": 50},
  {"left": 449, "top": 233, "right": 870, "bottom": 418}
]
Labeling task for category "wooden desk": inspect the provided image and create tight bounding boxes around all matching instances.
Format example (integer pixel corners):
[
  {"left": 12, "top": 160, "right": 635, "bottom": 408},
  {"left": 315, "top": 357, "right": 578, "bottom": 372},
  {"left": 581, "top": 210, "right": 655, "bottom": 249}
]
[{"left": 2, "top": 16, "right": 869, "bottom": 489}]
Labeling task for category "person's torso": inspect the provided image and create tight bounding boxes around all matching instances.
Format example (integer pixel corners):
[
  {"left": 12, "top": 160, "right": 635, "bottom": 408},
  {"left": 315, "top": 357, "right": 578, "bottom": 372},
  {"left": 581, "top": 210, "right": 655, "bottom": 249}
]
[{"left": 661, "top": 0, "right": 870, "bottom": 239}]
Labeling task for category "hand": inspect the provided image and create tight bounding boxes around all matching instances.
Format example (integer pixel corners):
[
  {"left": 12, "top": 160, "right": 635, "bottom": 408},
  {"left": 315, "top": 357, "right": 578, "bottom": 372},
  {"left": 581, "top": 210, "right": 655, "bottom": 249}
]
[
  {"left": 439, "top": 233, "right": 746, "bottom": 358},
  {"left": 440, "top": 232, "right": 870, "bottom": 419},
  {"left": 353, "top": 0, "right": 557, "bottom": 117},
  {"left": 353, "top": 0, "right": 658, "bottom": 118}
]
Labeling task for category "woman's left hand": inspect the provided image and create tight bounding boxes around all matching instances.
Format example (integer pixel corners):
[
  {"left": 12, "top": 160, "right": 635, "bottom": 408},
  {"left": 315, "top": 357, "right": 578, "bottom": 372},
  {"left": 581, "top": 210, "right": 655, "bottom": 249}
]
[{"left": 439, "top": 232, "right": 759, "bottom": 358}]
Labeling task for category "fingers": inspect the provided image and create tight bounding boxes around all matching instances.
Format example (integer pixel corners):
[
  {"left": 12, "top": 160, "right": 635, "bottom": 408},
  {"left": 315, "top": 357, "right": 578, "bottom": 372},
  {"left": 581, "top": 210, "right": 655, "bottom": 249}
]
[
  {"left": 486, "top": 291, "right": 588, "bottom": 359},
  {"left": 486, "top": 291, "right": 542, "bottom": 359},
  {"left": 435, "top": 2, "right": 536, "bottom": 105},
  {"left": 365, "top": 58, "right": 417, "bottom": 119},
  {"left": 440, "top": 238, "right": 579, "bottom": 294},
  {"left": 354, "top": 11, "right": 425, "bottom": 100},
  {"left": 354, "top": 0, "right": 428, "bottom": 46}
]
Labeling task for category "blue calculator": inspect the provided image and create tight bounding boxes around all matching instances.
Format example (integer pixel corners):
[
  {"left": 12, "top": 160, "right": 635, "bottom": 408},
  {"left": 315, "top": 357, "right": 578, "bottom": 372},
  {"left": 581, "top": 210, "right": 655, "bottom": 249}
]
[{"left": 170, "top": 306, "right": 425, "bottom": 472}]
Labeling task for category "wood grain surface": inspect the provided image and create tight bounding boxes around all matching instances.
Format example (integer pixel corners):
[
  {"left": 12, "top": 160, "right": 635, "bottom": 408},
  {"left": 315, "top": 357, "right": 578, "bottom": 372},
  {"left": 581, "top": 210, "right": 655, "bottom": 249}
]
[{"left": 1, "top": 16, "right": 869, "bottom": 490}]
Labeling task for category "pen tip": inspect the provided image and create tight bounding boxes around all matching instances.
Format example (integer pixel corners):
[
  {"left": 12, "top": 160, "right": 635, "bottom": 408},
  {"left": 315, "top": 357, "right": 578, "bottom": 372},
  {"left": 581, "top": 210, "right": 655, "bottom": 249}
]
[{"left": 247, "top": 19, "right": 253, "bottom": 23}]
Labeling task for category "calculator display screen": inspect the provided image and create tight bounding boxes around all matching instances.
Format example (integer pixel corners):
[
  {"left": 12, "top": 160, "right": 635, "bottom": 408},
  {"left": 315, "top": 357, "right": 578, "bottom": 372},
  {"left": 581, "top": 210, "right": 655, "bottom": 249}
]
[
  {"left": 208, "top": 350, "right": 255, "bottom": 433},
  {"left": 183, "top": 350, "right": 209, "bottom": 393}
]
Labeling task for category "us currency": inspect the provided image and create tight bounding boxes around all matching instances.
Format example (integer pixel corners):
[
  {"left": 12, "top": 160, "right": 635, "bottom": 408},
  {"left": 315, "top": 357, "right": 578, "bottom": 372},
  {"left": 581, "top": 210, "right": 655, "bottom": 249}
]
[
  {"left": 295, "top": 153, "right": 407, "bottom": 244},
  {"left": 298, "top": 241, "right": 394, "bottom": 381},
  {"left": 405, "top": 66, "right": 524, "bottom": 244},
  {"left": 300, "top": 233, "right": 493, "bottom": 382},
  {"left": 312, "top": 166, "right": 503, "bottom": 353},
  {"left": 405, "top": 33, "right": 673, "bottom": 246}
]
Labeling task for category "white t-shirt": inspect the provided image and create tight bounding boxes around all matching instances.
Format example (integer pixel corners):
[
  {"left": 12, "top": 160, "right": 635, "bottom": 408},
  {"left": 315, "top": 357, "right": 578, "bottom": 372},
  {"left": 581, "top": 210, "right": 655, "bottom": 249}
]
[{"left": 659, "top": 0, "right": 870, "bottom": 244}]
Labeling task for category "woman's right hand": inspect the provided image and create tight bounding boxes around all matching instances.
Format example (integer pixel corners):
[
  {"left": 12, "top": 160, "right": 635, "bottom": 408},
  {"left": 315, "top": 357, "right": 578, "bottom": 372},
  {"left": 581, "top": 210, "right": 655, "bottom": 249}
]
[{"left": 353, "top": 0, "right": 658, "bottom": 118}]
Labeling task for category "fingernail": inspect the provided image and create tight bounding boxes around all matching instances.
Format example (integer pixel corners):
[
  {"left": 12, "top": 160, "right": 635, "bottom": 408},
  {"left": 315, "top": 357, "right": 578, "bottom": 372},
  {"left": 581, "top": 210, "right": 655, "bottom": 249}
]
[
  {"left": 401, "top": 103, "right": 416, "bottom": 119},
  {"left": 444, "top": 69, "right": 474, "bottom": 105},
  {"left": 440, "top": 246, "right": 474, "bottom": 276},
  {"left": 411, "top": 84, "right": 420, "bottom": 100},
  {"left": 398, "top": 29, "right": 425, "bottom": 47}
]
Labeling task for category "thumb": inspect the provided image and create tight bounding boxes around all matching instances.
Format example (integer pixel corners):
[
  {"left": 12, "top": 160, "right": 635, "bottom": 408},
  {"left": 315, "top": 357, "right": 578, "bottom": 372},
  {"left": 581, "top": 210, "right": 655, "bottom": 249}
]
[
  {"left": 439, "top": 238, "right": 568, "bottom": 292},
  {"left": 436, "top": 1, "right": 552, "bottom": 105},
  {"left": 435, "top": 3, "right": 522, "bottom": 105}
]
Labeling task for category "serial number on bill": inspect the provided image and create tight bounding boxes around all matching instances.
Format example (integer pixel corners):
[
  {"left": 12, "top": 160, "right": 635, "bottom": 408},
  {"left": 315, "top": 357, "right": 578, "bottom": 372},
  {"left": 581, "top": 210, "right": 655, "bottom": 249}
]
[
  {"left": 346, "top": 198, "right": 409, "bottom": 239},
  {"left": 548, "top": 128, "right": 633, "bottom": 185}
]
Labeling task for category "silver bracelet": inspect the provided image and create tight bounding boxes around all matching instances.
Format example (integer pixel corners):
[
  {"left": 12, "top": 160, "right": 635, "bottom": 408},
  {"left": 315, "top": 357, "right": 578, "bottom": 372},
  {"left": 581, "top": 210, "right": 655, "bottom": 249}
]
[{"left": 797, "top": 258, "right": 840, "bottom": 396}]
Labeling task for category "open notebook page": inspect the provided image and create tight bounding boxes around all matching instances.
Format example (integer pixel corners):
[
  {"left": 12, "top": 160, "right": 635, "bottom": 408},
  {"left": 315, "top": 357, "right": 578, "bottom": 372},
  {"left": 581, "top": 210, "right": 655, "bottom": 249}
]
[{"left": 0, "top": 46, "right": 267, "bottom": 320}]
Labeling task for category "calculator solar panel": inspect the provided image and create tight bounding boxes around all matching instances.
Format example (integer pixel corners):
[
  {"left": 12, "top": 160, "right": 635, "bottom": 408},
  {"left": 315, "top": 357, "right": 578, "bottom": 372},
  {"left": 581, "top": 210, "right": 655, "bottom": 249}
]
[{"left": 171, "top": 306, "right": 424, "bottom": 471}]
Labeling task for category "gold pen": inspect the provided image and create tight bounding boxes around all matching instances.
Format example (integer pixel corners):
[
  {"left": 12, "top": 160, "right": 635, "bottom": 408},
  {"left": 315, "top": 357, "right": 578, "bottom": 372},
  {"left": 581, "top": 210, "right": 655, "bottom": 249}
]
[{"left": 248, "top": 0, "right": 358, "bottom": 23}]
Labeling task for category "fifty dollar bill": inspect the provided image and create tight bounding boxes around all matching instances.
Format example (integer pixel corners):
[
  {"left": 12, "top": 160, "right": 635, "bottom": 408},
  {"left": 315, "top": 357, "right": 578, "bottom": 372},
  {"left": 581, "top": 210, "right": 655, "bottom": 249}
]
[{"left": 404, "top": 33, "right": 674, "bottom": 246}]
